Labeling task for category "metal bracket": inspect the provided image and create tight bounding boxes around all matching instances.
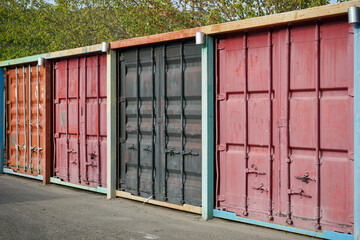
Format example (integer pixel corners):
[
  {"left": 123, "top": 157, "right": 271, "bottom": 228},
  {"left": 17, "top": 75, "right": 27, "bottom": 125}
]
[
  {"left": 295, "top": 172, "right": 316, "bottom": 183},
  {"left": 143, "top": 145, "right": 152, "bottom": 153},
  {"left": 183, "top": 150, "right": 199, "bottom": 156},
  {"left": 349, "top": 6, "right": 360, "bottom": 24}
]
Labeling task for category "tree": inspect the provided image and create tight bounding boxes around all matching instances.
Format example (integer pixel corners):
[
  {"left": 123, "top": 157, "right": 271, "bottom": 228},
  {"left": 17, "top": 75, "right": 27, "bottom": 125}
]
[{"left": 0, "top": 0, "right": 348, "bottom": 61}]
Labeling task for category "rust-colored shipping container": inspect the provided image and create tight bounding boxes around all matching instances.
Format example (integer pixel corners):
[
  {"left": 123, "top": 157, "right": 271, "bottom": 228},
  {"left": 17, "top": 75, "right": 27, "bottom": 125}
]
[
  {"left": 52, "top": 54, "right": 107, "bottom": 188},
  {"left": 5, "top": 63, "right": 52, "bottom": 183},
  {"left": 215, "top": 16, "right": 354, "bottom": 234}
]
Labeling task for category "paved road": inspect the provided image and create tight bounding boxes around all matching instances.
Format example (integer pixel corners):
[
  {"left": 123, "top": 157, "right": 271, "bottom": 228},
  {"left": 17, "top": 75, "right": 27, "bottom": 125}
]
[{"left": 0, "top": 174, "right": 314, "bottom": 240}]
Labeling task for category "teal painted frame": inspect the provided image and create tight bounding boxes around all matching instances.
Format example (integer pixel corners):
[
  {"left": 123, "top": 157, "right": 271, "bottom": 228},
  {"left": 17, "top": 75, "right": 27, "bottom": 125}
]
[
  {"left": 202, "top": 35, "right": 215, "bottom": 220},
  {"left": 4, "top": 168, "right": 43, "bottom": 181},
  {"left": 50, "top": 177, "right": 107, "bottom": 194}
]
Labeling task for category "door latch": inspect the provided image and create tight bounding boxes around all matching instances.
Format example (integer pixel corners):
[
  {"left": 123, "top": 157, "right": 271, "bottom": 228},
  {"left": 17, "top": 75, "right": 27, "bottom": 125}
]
[
  {"left": 165, "top": 148, "right": 180, "bottom": 156},
  {"left": 246, "top": 164, "right": 266, "bottom": 177},
  {"left": 252, "top": 183, "right": 268, "bottom": 193},
  {"left": 288, "top": 188, "right": 312, "bottom": 199}
]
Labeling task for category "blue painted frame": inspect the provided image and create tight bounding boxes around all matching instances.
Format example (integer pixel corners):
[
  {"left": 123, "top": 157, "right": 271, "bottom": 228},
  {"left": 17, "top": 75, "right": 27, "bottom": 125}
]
[
  {"left": 354, "top": 21, "right": 360, "bottom": 240},
  {"left": 0, "top": 68, "right": 4, "bottom": 174},
  {"left": 214, "top": 210, "right": 353, "bottom": 240}
]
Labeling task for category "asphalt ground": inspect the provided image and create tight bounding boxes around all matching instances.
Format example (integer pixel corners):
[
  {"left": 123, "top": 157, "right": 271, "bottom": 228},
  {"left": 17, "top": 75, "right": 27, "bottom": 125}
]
[{"left": 0, "top": 174, "right": 314, "bottom": 240}]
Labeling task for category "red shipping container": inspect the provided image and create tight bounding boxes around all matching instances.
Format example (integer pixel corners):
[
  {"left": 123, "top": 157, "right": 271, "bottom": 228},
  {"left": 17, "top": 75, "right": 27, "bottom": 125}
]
[
  {"left": 215, "top": 17, "right": 354, "bottom": 234},
  {"left": 53, "top": 54, "right": 107, "bottom": 188}
]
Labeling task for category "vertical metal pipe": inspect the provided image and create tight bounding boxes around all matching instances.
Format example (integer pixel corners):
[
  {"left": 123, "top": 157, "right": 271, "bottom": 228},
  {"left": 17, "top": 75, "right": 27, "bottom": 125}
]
[
  {"left": 53, "top": 63, "right": 57, "bottom": 173},
  {"left": 36, "top": 65, "right": 40, "bottom": 175},
  {"left": 84, "top": 57, "right": 88, "bottom": 183},
  {"left": 315, "top": 23, "right": 321, "bottom": 230},
  {"left": 77, "top": 58, "right": 81, "bottom": 183},
  {"left": 15, "top": 67, "right": 19, "bottom": 169},
  {"left": 136, "top": 49, "right": 141, "bottom": 195},
  {"left": 180, "top": 42, "right": 186, "bottom": 204},
  {"left": 28, "top": 65, "right": 32, "bottom": 172},
  {"left": 268, "top": 30, "right": 274, "bottom": 221},
  {"left": 243, "top": 33, "right": 249, "bottom": 216},
  {"left": 353, "top": 21, "right": 360, "bottom": 240},
  {"left": 163, "top": 45, "right": 168, "bottom": 201},
  {"left": 66, "top": 59, "right": 70, "bottom": 181},
  {"left": 151, "top": 46, "right": 156, "bottom": 197},
  {"left": 97, "top": 55, "right": 101, "bottom": 186},
  {"left": 23, "top": 66, "right": 27, "bottom": 171},
  {"left": 285, "top": 27, "right": 293, "bottom": 225}
]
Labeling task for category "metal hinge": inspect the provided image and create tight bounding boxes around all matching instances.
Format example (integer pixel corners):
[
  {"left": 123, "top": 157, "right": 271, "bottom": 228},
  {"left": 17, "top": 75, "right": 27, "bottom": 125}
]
[
  {"left": 217, "top": 43, "right": 225, "bottom": 50},
  {"left": 119, "top": 96, "right": 126, "bottom": 103},
  {"left": 119, "top": 54, "right": 125, "bottom": 62},
  {"left": 217, "top": 144, "right": 225, "bottom": 152},
  {"left": 217, "top": 94, "right": 226, "bottom": 101},
  {"left": 348, "top": 89, "right": 354, "bottom": 97}
]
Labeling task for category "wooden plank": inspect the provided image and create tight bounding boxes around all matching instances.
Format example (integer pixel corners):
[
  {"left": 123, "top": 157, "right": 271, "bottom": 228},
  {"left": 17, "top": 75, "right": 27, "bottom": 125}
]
[
  {"left": 110, "top": 28, "right": 200, "bottom": 49},
  {"left": 110, "top": 1, "right": 358, "bottom": 50},
  {"left": 201, "top": 1, "right": 359, "bottom": 35},
  {"left": 0, "top": 44, "right": 102, "bottom": 67},
  {"left": 115, "top": 190, "right": 202, "bottom": 214}
]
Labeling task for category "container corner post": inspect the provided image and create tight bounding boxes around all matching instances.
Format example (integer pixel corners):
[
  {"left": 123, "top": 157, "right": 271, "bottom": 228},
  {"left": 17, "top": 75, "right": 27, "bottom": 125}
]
[
  {"left": 107, "top": 49, "right": 117, "bottom": 199},
  {"left": 0, "top": 67, "right": 4, "bottom": 175},
  {"left": 350, "top": 4, "right": 360, "bottom": 240}
]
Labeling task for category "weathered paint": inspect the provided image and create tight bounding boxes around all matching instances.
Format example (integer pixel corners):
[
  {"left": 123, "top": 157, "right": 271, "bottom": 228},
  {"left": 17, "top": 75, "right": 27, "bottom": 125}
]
[
  {"left": 201, "top": 35, "right": 215, "bottom": 220},
  {"left": 107, "top": 50, "right": 117, "bottom": 199},
  {"left": 110, "top": 28, "right": 200, "bottom": 50},
  {"left": 0, "top": 67, "right": 3, "bottom": 174},
  {"left": 117, "top": 41, "right": 202, "bottom": 206},
  {"left": 5, "top": 65, "right": 49, "bottom": 180},
  {"left": 354, "top": 21, "right": 360, "bottom": 240},
  {"left": 52, "top": 54, "right": 107, "bottom": 189},
  {"left": 215, "top": 18, "right": 354, "bottom": 235},
  {"left": 214, "top": 210, "right": 354, "bottom": 240},
  {"left": 50, "top": 177, "right": 107, "bottom": 194},
  {"left": 4, "top": 167, "right": 43, "bottom": 181},
  {"left": 0, "top": 44, "right": 102, "bottom": 68}
]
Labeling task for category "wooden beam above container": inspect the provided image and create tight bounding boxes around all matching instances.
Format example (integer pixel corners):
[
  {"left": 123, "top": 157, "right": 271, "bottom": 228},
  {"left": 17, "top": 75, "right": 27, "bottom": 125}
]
[{"left": 110, "top": 0, "right": 359, "bottom": 50}]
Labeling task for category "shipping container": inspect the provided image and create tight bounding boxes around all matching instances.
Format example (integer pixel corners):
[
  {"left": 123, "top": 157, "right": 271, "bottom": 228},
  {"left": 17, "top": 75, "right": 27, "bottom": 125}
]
[
  {"left": 52, "top": 54, "right": 107, "bottom": 189},
  {"left": 117, "top": 41, "right": 202, "bottom": 207},
  {"left": 3, "top": 62, "right": 52, "bottom": 183},
  {"left": 213, "top": 11, "right": 354, "bottom": 237}
]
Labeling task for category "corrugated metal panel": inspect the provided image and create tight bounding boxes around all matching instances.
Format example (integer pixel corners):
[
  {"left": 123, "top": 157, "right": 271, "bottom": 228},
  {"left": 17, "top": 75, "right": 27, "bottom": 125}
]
[
  {"left": 53, "top": 54, "right": 107, "bottom": 188},
  {"left": 118, "top": 40, "right": 202, "bottom": 206},
  {"left": 215, "top": 18, "right": 354, "bottom": 234},
  {"left": 5, "top": 64, "right": 49, "bottom": 178}
]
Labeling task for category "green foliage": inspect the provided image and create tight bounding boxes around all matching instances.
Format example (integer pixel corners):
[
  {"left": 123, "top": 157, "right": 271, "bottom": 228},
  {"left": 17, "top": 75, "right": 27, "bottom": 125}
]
[{"left": 0, "top": 0, "right": 348, "bottom": 61}]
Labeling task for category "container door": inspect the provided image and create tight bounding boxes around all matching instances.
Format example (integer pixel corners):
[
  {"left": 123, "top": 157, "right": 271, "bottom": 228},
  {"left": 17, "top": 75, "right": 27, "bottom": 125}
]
[
  {"left": 216, "top": 19, "right": 354, "bottom": 234},
  {"left": 215, "top": 33, "right": 277, "bottom": 222},
  {"left": 118, "top": 41, "right": 202, "bottom": 206},
  {"left": 6, "top": 65, "right": 45, "bottom": 176},
  {"left": 53, "top": 55, "right": 107, "bottom": 188}
]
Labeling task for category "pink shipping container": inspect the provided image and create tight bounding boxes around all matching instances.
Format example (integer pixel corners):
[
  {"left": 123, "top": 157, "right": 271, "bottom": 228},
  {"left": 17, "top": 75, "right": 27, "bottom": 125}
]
[
  {"left": 215, "top": 16, "right": 354, "bottom": 234},
  {"left": 52, "top": 54, "right": 107, "bottom": 188}
]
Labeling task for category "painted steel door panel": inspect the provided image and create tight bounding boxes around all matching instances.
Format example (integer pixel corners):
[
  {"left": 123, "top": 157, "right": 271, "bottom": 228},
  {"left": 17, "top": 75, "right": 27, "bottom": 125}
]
[
  {"left": 53, "top": 55, "right": 107, "bottom": 188},
  {"left": 118, "top": 41, "right": 202, "bottom": 206},
  {"left": 6, "top": 65, "right": 46, "bottom": 176},
  {"left": 216, "top": 18, "right": 353, "bottom": 234}
]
